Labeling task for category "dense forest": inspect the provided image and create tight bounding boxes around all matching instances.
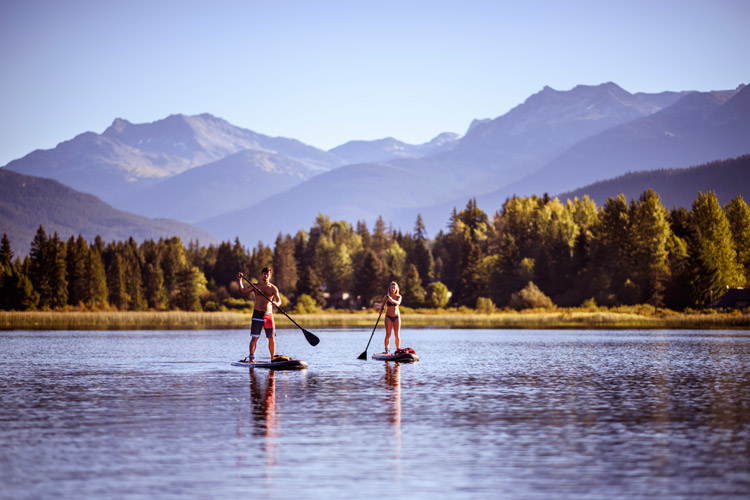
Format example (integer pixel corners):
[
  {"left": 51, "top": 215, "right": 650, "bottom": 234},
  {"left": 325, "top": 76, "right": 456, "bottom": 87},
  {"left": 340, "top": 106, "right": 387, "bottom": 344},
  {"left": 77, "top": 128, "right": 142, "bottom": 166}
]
[{"left": 2, "top": 189, "right": 748, "bottom": 312}]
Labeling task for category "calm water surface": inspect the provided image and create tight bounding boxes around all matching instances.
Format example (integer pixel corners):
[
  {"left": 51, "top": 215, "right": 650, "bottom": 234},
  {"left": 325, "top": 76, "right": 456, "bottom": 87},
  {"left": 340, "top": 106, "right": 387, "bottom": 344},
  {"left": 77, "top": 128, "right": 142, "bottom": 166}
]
[{"left": 1, "top": 328, "right": 749, "bottom": 499}]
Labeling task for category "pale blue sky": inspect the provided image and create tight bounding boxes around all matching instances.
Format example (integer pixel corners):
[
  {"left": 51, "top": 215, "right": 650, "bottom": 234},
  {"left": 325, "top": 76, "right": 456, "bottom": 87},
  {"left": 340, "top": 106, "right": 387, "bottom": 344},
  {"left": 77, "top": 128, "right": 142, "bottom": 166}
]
[{"left": 1, "top": 0, "right": 748, "bottom": 167}]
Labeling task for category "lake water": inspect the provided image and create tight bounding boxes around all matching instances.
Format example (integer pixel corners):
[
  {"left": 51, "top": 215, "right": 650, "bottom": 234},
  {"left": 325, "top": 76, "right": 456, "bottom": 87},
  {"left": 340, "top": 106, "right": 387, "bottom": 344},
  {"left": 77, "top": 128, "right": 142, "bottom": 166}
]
[{"left": 1, "top": 327, "right": 749, "bottom": 499}]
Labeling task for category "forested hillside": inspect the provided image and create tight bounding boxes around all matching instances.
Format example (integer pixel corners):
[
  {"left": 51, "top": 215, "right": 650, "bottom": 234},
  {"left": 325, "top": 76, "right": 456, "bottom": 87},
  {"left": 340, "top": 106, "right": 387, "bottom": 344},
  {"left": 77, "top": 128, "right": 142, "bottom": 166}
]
[
  {"left": 0, "top": 169, "right": 217, "bottom": 255},
  {"left": 559, "top": 155, "right": 750, "bottom": 208},
  {"left": 2, "top": 188, "right": 748, "bottom": 312}
]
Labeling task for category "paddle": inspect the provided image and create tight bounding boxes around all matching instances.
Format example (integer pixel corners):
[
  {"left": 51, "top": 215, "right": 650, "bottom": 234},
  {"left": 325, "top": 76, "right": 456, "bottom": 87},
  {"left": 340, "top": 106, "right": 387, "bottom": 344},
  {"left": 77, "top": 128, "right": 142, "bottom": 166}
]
[
  {"left": 357, "top": 305, "right": 384, "bottom": 360},
  {"left": 241, "top": 275, "right": 320, "bottom": 346}
]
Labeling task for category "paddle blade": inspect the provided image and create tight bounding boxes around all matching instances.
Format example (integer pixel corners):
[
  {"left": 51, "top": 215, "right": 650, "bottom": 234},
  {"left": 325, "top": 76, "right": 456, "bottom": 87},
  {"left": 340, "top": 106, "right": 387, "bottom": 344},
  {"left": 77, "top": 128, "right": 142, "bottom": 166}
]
[
  {"left": 303, "top": 329, "right": 320, "bottom": 346},
  {"left": 357, "top": 350, "right": 368, "bottom": 360}
]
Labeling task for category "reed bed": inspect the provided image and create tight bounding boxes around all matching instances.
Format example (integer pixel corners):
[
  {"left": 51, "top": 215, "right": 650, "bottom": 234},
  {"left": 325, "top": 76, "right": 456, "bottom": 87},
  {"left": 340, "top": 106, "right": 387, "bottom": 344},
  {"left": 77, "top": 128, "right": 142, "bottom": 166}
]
[{"left": 1, "top": 309, "right": 748, "bottom": 330}]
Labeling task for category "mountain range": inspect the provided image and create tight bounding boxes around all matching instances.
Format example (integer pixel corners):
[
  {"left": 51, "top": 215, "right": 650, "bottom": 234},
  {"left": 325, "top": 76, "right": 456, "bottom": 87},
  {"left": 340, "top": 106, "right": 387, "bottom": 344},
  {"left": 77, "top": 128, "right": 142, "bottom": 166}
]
[
  {"left": 3, "top": 81, "right": 749, "bottom": 249},
  {"left": 0, "top": 168, "right": 217, "bottom": 255}
]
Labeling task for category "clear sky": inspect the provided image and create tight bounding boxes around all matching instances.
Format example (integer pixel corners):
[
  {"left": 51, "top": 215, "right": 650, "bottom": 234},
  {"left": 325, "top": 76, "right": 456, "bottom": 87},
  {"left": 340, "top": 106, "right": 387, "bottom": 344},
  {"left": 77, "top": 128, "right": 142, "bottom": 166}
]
[{"left": 1, "top": 0, "right": 748, "bottom": 167}]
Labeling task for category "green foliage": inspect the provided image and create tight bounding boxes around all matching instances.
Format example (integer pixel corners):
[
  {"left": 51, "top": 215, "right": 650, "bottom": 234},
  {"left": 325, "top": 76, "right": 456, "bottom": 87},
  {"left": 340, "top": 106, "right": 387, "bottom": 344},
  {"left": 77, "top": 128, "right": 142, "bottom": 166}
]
[
  {"left": 690, "top": 191, "right": 744, "bottom": 290},
  {"left": 724, "top": 195, "right": 750, "bottom": 283},
  {"left": 425, "top": 281, "right": 449, "bottom": 308},
  {"left": 293, "top": 294, "right": 320, "bottom": 314},
  {"left": 475, "top": 297, "right": 496, "bottom": 314},
  {"left": 7, "top": 185, "right": 748, "bottom": 313},
  {"left": 401, "top": 264, "right": 425, "bottom": 307},
  {"left": 509, "top": 282, "right": 555, "bottom": 310}
]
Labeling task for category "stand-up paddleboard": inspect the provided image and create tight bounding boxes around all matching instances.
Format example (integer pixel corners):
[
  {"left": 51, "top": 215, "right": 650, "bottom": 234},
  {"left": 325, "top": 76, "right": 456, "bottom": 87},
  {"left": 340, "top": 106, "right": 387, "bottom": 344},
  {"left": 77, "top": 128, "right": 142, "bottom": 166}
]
[
  {"left": 372, "top": 348, "right": 419, "bottom": 363},
  {"left": 231, "top": 356, "right": 308, "bottom": 370}
]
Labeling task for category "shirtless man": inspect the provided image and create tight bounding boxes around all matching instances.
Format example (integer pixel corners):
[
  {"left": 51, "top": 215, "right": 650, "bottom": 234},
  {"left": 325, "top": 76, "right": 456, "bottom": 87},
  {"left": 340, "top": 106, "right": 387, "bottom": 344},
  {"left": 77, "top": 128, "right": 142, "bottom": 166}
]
[{"left": 237, "top": 267, "right": 281, "bottom": 362}]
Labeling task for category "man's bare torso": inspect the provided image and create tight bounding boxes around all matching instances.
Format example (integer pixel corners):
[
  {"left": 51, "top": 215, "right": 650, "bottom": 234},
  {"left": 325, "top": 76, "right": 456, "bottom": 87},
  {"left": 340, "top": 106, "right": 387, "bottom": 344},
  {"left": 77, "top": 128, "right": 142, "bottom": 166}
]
[{"left": 254, "top": 281, "right": 279, "bottom": 313}]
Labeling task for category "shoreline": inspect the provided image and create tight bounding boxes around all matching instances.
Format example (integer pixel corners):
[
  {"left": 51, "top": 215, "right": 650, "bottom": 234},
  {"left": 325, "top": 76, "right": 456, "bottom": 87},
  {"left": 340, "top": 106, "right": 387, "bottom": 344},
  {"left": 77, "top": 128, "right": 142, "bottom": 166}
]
[{"left": 1, "top": 309, "right": 749, "bottom": 330}]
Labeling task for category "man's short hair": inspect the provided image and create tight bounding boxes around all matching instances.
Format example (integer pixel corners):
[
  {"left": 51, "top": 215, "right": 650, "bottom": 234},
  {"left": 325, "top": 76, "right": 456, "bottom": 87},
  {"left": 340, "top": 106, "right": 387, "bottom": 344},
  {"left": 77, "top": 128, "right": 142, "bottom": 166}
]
[{"left": 262, "top": 266, "right": 272, "bottom": 274}]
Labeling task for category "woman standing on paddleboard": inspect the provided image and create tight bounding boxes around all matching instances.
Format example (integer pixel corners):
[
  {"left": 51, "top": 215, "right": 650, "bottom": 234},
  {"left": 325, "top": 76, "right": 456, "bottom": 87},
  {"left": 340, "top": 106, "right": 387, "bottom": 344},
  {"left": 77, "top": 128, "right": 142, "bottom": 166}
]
[{"left": 380, "top": 281, "right": 402, "bottom": 354}]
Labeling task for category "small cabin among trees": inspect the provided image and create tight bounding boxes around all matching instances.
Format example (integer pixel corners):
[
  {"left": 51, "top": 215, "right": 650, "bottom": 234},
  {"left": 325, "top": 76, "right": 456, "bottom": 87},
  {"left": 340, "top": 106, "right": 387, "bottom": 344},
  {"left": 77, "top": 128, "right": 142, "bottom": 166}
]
[{"left": 710, "top": 288, "right": 750, "bottom": 310}]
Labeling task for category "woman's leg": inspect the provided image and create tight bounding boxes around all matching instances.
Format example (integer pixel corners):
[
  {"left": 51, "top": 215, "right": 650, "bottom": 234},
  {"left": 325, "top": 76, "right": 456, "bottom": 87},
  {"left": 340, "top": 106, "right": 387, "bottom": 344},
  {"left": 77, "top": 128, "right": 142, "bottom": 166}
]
[
  {"left": 393, "top": 318, "right": 401, "bottom": 350},
  {"left": 384, "top": 317, "right": 393, "bottom": 352}
]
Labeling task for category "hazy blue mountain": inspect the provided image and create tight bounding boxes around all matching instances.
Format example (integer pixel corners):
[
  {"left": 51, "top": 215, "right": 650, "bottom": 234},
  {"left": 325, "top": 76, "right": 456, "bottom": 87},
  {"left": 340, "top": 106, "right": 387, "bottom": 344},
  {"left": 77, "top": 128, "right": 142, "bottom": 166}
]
[
  {"left": 469, "top": 85, "right": 749, "bottom": 213},
  {"left": 199, "top": 82, "right": 692, "bottom": 242},
  {"left": 557, "top": 155, "right": 750, "bottom": 208},
  {"left": 0, "top": 169, "right": 218, "bottom": 256},
  {"left": 4, "top": 113, "right": 345, "bottom": 207},
  {"left": 195, "top": 155, "right": 473, "bottom": 245},
  {"left": 447, "top": 82, "right": 684, "bottom": 184},
  {"left": 122, "top": 149, "right": 323, "bottom": 222},
  {"left": 329, "top": 132, "right": 460, "bottom": 164}
]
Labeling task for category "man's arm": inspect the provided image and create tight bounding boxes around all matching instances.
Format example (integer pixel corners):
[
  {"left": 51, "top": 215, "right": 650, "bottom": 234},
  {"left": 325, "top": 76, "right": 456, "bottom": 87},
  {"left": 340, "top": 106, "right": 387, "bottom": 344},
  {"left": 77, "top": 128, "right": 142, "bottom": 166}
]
[
  {"left": 271, "top": 285, "right": 282, "bottom": 307},
  {"left": 237, "top": 272, "right": 255, "bottom": 295}
]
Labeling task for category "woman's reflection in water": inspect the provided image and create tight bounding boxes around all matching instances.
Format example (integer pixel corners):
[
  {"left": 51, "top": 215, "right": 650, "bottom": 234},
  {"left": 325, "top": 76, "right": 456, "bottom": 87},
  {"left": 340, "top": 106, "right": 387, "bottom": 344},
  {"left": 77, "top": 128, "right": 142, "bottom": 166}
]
[{"left": 384, "top": 362, "right": 402, "bottom": 471}]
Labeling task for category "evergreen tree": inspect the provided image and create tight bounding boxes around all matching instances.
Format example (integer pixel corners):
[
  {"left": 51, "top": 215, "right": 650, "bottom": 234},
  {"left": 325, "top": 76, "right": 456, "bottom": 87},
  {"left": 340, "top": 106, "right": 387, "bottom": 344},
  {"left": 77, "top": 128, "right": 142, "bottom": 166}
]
[
  {"left": 724, "top": 195, "right": 750, "bottom": 283},
  {"left": 174, "top": 266, "right": 207, "bottom": 311},
  {"left": 160, "top": 237, "right": 188, "bottom": 304},
  {"left": 382, "top": 240, "right": 407, "bottom": 285},
  {"left": 87, "top": 243, "right": 108, "bottom": 308},
  {"left": 66, "top": 235, "right": 89, "bottom": 306},
  {"left": 371, "top": 216, "right": 388, "bottom": 257},
  {"left": 28, "top": 225, "right": 53, "bottom": 308},
  {"left": 48, "top": 233, "right": 68, "bottom": 309},
  {"left": 296, "top": 265, "right": 325, "bottom": 306},
  {"left": 628, "top": 189, "right": 671, "bottom": 305},
  {"left": 689, "top": 191, "right": 744, "bottom": 290},
  {"left": 401, "top": 263, "right": 425, "bottom": 307},
  {"left": 107, "top": 252, "right": 128, "bottom": 310},
  {"left": 212, "top": 241, "right": 238, "bottom": 290},
  {"left": 122, "top": 238, "right": 145, "bottom": 310},
  {"left": 1, "top": 233, "right": 13, "bottom": 262},
  {"left": 143, "top": 262, "right": 167, "bottom": 310},
  {"left": 356, "top": 220, "right": 372, "bottom": 250},
  {"left": 0, "top": 235, "right": 38, "bottom": 310},
  {"left": 353, "top": 249, "right": 382, "bottom": 307},
  {"left": 590, "top": 194, "right": 631, "bottom": 305},
  {"left": 273, "top": 234, "right": 299, "bottom": 296}
]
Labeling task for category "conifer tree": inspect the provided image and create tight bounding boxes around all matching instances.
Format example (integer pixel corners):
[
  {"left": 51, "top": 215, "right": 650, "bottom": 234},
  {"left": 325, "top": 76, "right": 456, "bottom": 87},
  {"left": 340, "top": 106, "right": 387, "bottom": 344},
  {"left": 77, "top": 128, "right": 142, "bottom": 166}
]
[
  {"left": 273, "top": 234, "right": 299, "bottom": 296},
  {"left": 402, "top": 263, "right": 425, "bottom": 307},
  {"left": 66, "top": 235, "right": 89, "bottom": 306},
  {"left": 724, "top": 195, "right": 750, "bottom": 283},
  {"left": 353, "top": 249, "right": 382, "bottom": 307},
  {"left": 689, "top": 191, "right": 744, "bottom": 291},
  {"left": 0, "top": 234, "right": 38, "bottom": 310},
  {"left": 297, "top": 265, "right": 325, "bottom": 306},
  {"left": 174, "top": 266, "right": 207, "bottom": 311},
  {"left": 87, "top": 243, "right": 108, "bottom": 308},
  {"left": 47, "top": 232, "right": 68, "bottom": 309},
  {"left": 107, "top": 252, "right": 127, "bottom": 310},
  {"left": 591, "top": 194, "right": 631, "bottom": 305},
  {"left": 143, "top": 262, "right": 167, "bottom": 310},
  {"left": 28, "top": 225, "right": 53, "bottom": 308},
  {"left": 628, "top": 189, "right": 671, "bottom": 305}
]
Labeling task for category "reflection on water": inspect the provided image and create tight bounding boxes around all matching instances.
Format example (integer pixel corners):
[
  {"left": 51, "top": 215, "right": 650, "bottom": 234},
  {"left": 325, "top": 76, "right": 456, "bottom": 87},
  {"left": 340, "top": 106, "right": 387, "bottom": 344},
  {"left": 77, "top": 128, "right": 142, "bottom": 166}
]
[
  {"left": 384, "top": 362, "right": 401, "bottom": 467},
  {"left": 1, "top": 329, "right": 749, "bottom": 499}
]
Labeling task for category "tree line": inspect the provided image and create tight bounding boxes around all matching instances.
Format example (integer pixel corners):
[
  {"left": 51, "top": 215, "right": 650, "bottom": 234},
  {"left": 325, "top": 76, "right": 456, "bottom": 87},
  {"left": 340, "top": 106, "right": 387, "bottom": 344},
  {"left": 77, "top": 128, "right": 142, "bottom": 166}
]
[{"left": 1, "top": 189, "right": 748, "bottom": 312}]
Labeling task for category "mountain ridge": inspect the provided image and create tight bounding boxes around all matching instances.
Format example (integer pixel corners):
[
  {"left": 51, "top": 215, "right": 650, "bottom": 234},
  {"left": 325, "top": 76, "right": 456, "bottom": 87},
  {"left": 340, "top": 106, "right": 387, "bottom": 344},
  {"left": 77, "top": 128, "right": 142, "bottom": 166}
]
[{"left": 0, "top": 169, "right": 218, "bottom": 256}]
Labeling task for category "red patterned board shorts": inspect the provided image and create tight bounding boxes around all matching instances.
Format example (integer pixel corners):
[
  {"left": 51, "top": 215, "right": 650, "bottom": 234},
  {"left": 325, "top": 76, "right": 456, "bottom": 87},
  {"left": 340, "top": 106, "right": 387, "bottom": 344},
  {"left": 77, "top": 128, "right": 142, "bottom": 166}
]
[{"left": 251, "top": 310, "right": 276, "bottom": 338}]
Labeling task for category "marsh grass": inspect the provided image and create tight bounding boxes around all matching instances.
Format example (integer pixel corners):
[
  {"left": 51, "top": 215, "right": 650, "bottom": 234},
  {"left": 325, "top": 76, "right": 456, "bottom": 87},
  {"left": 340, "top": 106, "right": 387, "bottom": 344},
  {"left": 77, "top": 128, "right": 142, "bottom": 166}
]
[{"left": 2, "top": 307, "right": 748, "bottom": 330}]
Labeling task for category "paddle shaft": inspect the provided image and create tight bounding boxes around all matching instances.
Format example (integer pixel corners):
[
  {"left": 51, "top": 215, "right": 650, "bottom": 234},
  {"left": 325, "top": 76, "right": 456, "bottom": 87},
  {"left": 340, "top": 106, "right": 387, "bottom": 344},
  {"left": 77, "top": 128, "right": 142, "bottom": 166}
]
[
  {"left": 241, "top": 275, "right": 319, "bottom": 346},
  {"left": 359, "top": 306, "right": 384, "bottom": 359}
]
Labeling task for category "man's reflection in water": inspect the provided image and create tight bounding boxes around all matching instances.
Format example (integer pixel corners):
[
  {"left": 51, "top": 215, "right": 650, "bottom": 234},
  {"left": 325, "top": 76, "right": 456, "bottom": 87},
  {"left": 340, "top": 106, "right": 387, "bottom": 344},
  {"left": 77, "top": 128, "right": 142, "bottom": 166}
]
[
  {"left": 384, "top": 362, "right": 402, "bottom": 471},
  {"left": 250, "top": 369, "right": 278, "bottom": 471}
]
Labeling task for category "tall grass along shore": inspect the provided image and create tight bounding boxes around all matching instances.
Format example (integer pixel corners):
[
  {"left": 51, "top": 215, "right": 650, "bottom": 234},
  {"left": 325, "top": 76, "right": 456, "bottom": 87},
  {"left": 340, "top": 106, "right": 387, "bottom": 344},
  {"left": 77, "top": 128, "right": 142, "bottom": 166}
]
[{"left": 2, "top": 307, "right": 749, "bottom": 330}]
